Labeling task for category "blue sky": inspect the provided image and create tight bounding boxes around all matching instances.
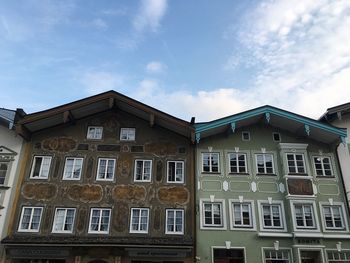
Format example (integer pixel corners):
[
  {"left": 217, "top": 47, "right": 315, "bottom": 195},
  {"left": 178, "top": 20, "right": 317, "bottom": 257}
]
[{"left": 1, "top": 0, "right": 350, "bottom": 121}]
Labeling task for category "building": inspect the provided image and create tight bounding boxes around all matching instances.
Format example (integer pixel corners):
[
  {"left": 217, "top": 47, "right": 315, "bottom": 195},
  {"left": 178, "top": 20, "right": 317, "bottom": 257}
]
[
  {"left": 0, "top": 108, "right": 25, "bottom": 261},
  {"left": 194, "top": 106, "right": 350, "bottom": 263},
  {"left": 2, "top": 91, "right": 196, "bottom": 263},
  {"left": 320, "top": 102, "right": 350, "bottom": 210}
]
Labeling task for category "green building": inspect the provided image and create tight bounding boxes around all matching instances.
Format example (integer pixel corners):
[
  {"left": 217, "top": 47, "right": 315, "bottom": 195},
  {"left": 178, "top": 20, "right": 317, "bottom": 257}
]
[{"left": 194, "top": 106, "right": 350, "bottom": 263}]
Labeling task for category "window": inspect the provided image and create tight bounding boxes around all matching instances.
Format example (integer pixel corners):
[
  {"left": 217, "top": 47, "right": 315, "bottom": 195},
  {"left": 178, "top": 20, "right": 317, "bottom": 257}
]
[
  {"left": 0, "top": 162, "right": 8, "bottom": 184},
  {"left": 228, "top": 153, "right": 247, "bottom": 174},
  {"left": 87, "top": 126, "right": 103, "bottom": 140},
  {"left": 287, "top": 153, "right": 306, "bottom": 174},
  {"left": 264, "top": 250, "right": 290, "bottom": 263},
  {"left": 273, "top": 132, "right": 281, "bottom": 142},
  {"left": 120, "top": 128, "right": 135, "bottom": 141},
  {"left": 167, "top": 161, "right": 184, "bottom": 183},
  {"left": 130, "top": 208, "right": 149, "bottom": 233},
  {"left": 203, "top": 202, "right": 223, "bottom": 227},
  {"left": 30, "top": 156, "right": 52, "bottom": 179},
  {"left": 294, "top": 204, "right": 315, "bottom": 229},
  {"left": 327, "top": 251, "right": 350, "bottom": 262},
  {"left": 18, "top": 207, "right": 43, "bottom": 232},
  {"left": 202, "top": 153, "right": 219, "bottom": 173},
  {"left": 314, "top": 156, "right": 333, "bottom": 177},
  {"left": 242, "top": 131, "right": 250, "bottom": 141},
  {"left": 134, "top": 160, "right": 152, "bottom": 182},
  {"left": 214, "top": 249, "right": 245, "bottom": 263},
  {"left": 52, "top": 208, "right": 75, "bottom": 233},
  {"left": 166, "top": 209, "right": 184, "bottom": 234},
  {"left": 232, "top": 202, "right": 253, "bottom": 228},
  {"left": 88, "top": 208, "right": 111, "bottom": 234},
  {"left": 322, "top": 205, "right": 344, "bottom": 230},
  {"left": 256, "top": 154, "right": 274, "bottom": 175},
  {"left": 96, "top": 158, "right": 115, "bottom": 181},
  {"left": 261, "top": 204, "right": 283, "bottom": 229},
  {"left": 63, "top": 157, "right": 83, "bottom": 180}
]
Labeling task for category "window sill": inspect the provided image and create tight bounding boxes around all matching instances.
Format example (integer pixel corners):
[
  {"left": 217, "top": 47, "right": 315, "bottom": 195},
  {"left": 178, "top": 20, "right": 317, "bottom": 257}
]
[
  {"left": 229, "top": 173, "right": 249, "bottom": 176},
  {"left": 256, "top": 173, "right": 277, "bottom": 176},
  {"left": 316, "top": 176, "right": 335, "bottom": 179},
  {"left": 288, "top": 173, "right": 308, "bottom": 176},
  {"left": 201, "top": 172, "right": 221, "bottom": 175}
]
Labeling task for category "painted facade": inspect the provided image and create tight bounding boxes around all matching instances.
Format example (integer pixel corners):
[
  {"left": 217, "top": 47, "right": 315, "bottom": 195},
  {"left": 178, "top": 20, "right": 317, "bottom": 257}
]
[
  {"left": 195, "top": 106, "right": 350, "bottom": 263},
  {"left": 0, "top": 109, "right": 25, "bottom": 261},
  {"left": 320, "top": 103, "right": 350, "bottom": 210},
  {"left": 2, "top": 92, "right": 196, "bottom": 263}
]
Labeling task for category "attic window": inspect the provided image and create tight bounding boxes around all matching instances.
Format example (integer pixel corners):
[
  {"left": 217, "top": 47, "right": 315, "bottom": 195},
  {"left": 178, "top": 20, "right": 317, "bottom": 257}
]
[
  {"left": 273, "top": 132, "right": 281, "bottom": 142},
  {"left": 120, "top": 128, "right": 135, "bottom": 141},
  {"left": 87, "top": 126, "right": 103, "bottom": 140},
  {"left": 242, "top": 131, "right": 250, "bottom": 141}
]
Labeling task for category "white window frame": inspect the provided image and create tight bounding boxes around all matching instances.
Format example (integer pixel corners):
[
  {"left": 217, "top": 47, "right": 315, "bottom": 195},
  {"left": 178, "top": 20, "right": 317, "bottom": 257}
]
[
  {"left": 325, "top": 249, "right": 350, "bottom": 263},
  {"left": 165, "top": 209, "right": 184, "bottom": 235},
  {"left": 62, "top": 157, "right": 84, "bottom": 180},
  {"left": 52, "top": 208, "right": 76, "bottom": 233},
  {"left": 88, "top": 208, "right": 111, "bottom": 234},
  {"left": 86, "top": 126, "right": 103, "bottom": 140},
  {"left": 262, "top": 248, "right": 292, "bottom": 263},
  {"left": 202, "top": 152, "right": 220, "bottom": 173},
  {"left": 228, "top": 152, "right": 247, "bottom": 174},
  {"left": 120, "top": 128, "right": 136, "bottom": 141},
  {"left": 200, "top": 199, "right": 226, "bottom": 230},
  {"left": 18, "top": 206, "right": 43, "bottom": 232},
  {"left": 313, "top": 156, "right": 334, "bottom": 177},
  {"left": 134, "top": 159, "right": 152, "bottom": 182},
  {"left": 211, "top": 246, "right": 246, "bottom": 263},
  {"left": 0, "top": 161, "right": 9, "bottom": 185},
  {"left": 258, "top": 200, "right": 286, "bottom": 232},
  {"left": 130, "top": 208, "right": 149, "bottom": 234},
  {"left": 319, "top": 202, "right": 348, "bottom": 232},
  {"left": 297, "top": 248, "right": 325, "bottom": 263},
  {"left": 30, "top": 156, "right": 52, "bottom": 179},
  {"left": 286, "top": 153, "right": 306, "bottom": 174},
  {"left": 167, "top": 160, "right": 185, "bottom": 183},
  {"left": 255, "top": 153, "right": 275, "bottom": 175},
  {"left": 96, "top": 158, "right": 116, "bottom": 181},
  {"left": 242, "top": 131, "right": 250, "bottom": 141},
  {"left": 229, "top": 199, "right": 256, "bottom": 230},
  {"left": 290, "top": 201, "right": 320, "bottom": 232}
]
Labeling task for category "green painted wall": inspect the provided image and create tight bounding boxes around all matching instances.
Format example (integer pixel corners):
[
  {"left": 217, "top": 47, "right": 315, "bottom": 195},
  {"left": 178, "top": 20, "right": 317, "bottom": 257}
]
[{"left": 196, "top": 124, "right": 350, "bottom": 263}]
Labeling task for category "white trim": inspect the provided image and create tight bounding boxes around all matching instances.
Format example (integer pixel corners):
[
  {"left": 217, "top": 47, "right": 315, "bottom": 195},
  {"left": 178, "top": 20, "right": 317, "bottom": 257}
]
[
  {"left": 51, "top": 207, "right": 76, "bottom": 233},
  {"left": 62, "top": 157, "right": 84, "bottom": 180},
  {"left": 18, "top": 206, "right": 43, "bottom": 232},
  {"left": 261, "top": 247, "right": 293, "bottom": 263},
  {"left": 120, "top": 128, "right": 136, "bottom": 141},
  {"left": 88, "top": 208, "right": 111, "bottom": 234},
  {"left": 129, "top": 208, "right": 149, "bottom": 234},
  {"left": 86, "top": 126, "right": 103, "bottom": 140},
  {"left": 134, "top": 159, "right": 152, "bottom": 182},
  {"left": 96, "top": 158, "right": 116, "bottom": 181},
  {"left": 201, "top": 152, "right": 220, "bottom": 173},
  {"left": 325, "top": 249, "right": 350, "bottom": 263},
  {"left": 319, "top": 202, "right": 349, "bottom": 232},
  {"left": 166, "top": 160, "right": 185, "bottom": 183},
  {"left": 254, "top": 153, "right": 276, "bottom": 175},
  {"left": 242, "top": 131, "right": 250, "bottom": 141},
  {"left": 211, "top": 246, "right": 246, "bottom": 263},
  {"left": 199, "top": 198, "right": 227, "bottom": 230},
  {"left": 290, "top": 200, "right": 321, "bottom": 232},
  {"left": 297, "top": 247, "right": 325, "bottom": 263},
  {"left": 278, "top": 143, "right": 308, "bottom": 150},
  {"left": 30, "top": 155, "right": 52, "bottom": 179},
  {"left": 227, "top": 152, "right": 248, "bottom": 174},
  {"left": 165, "top": 209, "right": 184, "bottom": 235},
  {"left": 286, "top": 153, "right": 306, "bottom": 174},
  {"left": 312, "top": 155, "right": 334, "bottom": 177},
  {"left": 257, "top": 200, "right": 287, "bottom": 232},
  {"left": 258, "top": 232, "right": 293, "bottom": 237},
  {"left": 228, "top": 199, "right": 256, "bottom": 231}
]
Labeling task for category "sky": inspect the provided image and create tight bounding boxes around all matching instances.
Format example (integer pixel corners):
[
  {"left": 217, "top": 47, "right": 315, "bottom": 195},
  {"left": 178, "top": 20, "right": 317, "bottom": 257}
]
[{"left": 1, "top": 0, "right": 350, "bottom": 122}]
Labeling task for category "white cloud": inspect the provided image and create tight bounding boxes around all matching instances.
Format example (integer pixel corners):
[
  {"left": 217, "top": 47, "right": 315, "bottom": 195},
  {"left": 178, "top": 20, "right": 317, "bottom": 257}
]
[
  {"left": 146, "top": 61, "right": 167, "bottom": 73},
  {"left": 80, "top": 71, "right": 124, "bottom": 95},
  {"left": 91, "top": 18, "right": 108, "bottom": 30},
  {"left": 133, "top": 0, "right": 168, "bottom": 33}
]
